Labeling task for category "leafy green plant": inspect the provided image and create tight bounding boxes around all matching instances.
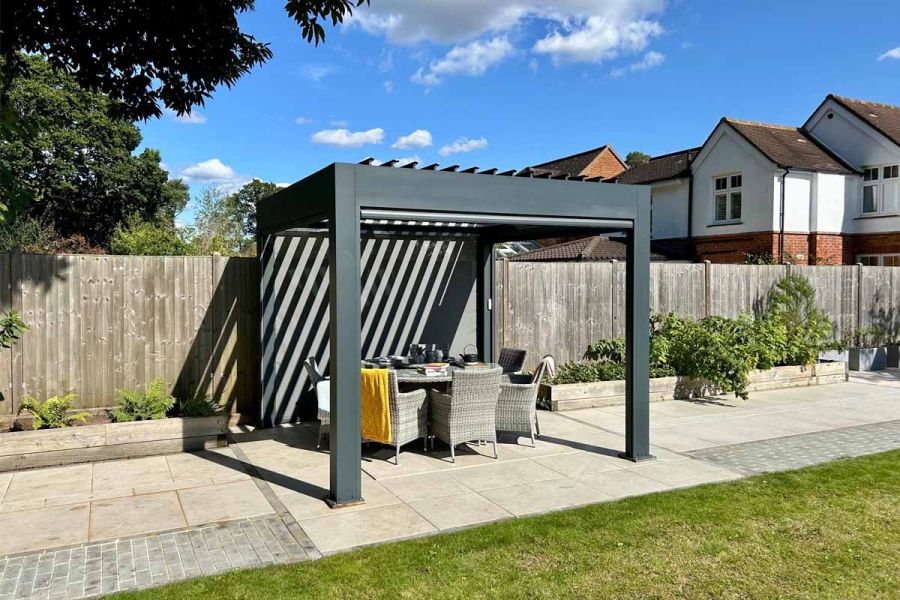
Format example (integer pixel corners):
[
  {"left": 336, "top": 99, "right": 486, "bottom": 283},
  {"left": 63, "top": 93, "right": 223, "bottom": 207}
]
[
  {"left": 110, "top": 378, "right": 176, "bottom": 422},
  {"left": 18, "top": 393, "right": 88, "bottom": 429},
  {"left": 0, "top": 309, "right": 27, "bottom": 348},
  {"left": 178, "top": 393, "right": 222, "bottom": 418},
  {"left": 842, "top": 326, "right": 886, "bottom": 349},
  {"left": 766, "top": 274, "right": 833, "bottom": 364},
  {"left": 585, "top": 338, "right": 625, "bottom": 362}
]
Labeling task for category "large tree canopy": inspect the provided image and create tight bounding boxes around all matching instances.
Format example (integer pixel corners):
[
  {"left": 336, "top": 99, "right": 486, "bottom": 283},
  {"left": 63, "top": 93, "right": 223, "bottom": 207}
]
[
  {"left": 1, "top": 0, "right": 368, "bottom": 120},
  {"left": 0, "top": 56, "right": 189, "bottom": 247}
]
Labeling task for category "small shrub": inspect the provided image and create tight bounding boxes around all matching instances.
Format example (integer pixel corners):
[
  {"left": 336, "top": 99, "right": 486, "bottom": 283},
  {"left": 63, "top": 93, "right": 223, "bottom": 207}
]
[
  {"left": 18, "top": 393, "right": 89, "bottom": 429},
  {"left": 766, "top": 274, "right": 833, "bottom": 364},
  {"left": 109, "top": 214, "right": 195, "bottom": 256},
  {"left": 585, "top": 338, "right": 625, "bottom": 362},
  {"left": 111, "top": 378, "right": 176, "bottom": 422},
  {"left": 178, "top": 393, "right": 221, "bottom": 418},
  {"left": 0, "top": 309, "right": 27, "bottom": 349}
]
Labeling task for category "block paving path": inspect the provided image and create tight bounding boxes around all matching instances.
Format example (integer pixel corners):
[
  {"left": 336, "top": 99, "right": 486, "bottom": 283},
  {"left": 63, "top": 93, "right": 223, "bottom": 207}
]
[{"left": 688, "top": 419, "right": 900, "bottom": 474}]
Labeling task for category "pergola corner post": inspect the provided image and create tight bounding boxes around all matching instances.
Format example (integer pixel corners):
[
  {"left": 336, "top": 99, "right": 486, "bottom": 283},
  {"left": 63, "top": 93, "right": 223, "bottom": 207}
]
[
  {"left": 476, "top": 237, "right": 494, "bottom": 363},
  {"left": 621, "top": 187, "right": 654, "bottom": 462},
  {"left": 327, "top": 167, "right": 364, "bottom": 507}
]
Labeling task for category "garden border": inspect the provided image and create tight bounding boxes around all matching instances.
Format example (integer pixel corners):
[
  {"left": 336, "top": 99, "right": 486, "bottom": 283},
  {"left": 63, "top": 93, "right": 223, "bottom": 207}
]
[
  {"left": 541, "top": 362, "right": 849, "bottom": 411},
  {"left": 0, "top": 414, "right": 228, "bottom": 471}
]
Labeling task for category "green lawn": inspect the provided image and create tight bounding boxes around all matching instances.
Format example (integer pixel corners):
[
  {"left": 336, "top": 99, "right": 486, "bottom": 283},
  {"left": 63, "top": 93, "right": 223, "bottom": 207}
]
[{"left": 118, "top": 451, "right": 900, "bottom": 599}]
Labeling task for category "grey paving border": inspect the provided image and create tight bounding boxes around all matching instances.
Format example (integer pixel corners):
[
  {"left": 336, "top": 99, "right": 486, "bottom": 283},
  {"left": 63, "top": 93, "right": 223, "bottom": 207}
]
[
  {"left": 0, "top": 516, "right": 308, "bottom": 600},
  {"left": 687, "top": 419, "right": 900, "bottom": 474}
]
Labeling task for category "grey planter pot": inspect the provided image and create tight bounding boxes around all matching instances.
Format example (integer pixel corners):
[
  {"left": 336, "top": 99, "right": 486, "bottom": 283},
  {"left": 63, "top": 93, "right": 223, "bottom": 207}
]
[
  {"left": 849, "top": 347, "right": 887, "bottom": 371},
  {"left": 818, "top": 349, "right": 849, "bottom": 363},
  {"left": 887, "top": 344, "right": 900, "bottom": 368}
]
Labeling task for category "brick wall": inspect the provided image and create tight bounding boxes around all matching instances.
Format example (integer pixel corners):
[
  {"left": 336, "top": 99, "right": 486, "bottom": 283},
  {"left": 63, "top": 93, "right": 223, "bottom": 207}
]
[
  {"left": 693, "top": 231, "right": 777, "bottom": 263},
  {"left": 808, "top": 233, "right": 849, "bottom": 265},
  {"left": 850, "top": 232, "right": 900, "bottom": 257},
  {"left": 581, "top": 148, "right": 626, "bottom": 180}
]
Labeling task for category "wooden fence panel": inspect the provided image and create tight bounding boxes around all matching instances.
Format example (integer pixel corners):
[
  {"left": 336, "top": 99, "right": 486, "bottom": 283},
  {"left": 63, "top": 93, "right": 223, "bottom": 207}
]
[
  {"left": 792, "top": 265, "right": 858, "bottom": 340},
  {"left": 859, "top": 265, "right": 900, "bottom": 342},
  {"left": 0, "top": 253, "right": 11, "bottom": 415}
]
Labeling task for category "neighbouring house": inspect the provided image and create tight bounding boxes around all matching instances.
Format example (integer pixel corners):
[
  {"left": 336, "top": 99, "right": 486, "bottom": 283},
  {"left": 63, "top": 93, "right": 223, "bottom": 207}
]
[
  {"left": 535, "top": 95, "right": 900, "bottom": 265},
  {"left": 530, "top": 145, "right": 628, "bottom": 180},
  {"left": 507, "top": 236, "right": 666, "bottom": 262}
]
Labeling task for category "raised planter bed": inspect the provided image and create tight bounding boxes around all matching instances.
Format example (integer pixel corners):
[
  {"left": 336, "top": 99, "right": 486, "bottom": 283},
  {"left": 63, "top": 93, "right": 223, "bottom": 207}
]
[
  {"left": 0, "top": 414, "right": 228, "bottom": 472},
  {"left": 541, "top": 362, "right": 848, "bottom": 412}
]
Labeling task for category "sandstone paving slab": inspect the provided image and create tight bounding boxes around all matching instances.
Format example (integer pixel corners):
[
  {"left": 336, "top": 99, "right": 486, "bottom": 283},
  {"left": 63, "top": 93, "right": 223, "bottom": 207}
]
[
  {"left": 576, "top": 469, "right": 671, "bottom": 499},
  {"left": 165, "top": 449, "right": 250, "bottom": 482},
  {"left": 92, "top": 456, "right": 172, "bottom": 492},
  {"left": 408, "top": 492, "right": 512, "bottom": 531},
  {"left": 378, "top": 471, "right": 474, "bottom": 503},
  {"left": 89, "top": 492, "right": 186, "bottom": 542},
  {"left": 0, "top": 503, "right": 89, "bottom": 556},
  {"left": 479, "top": 477, "right": 611, "bottom": 517},
  {"left": 449, "top": 459, "right": 562, "bottom": 492},
  {"left": 534, "top": 450, "right": 631, "bottom": 478},
  {"left": 628, "top": 458, "right": 741, "bottom": 489},
  {"left": 178, "top": 480, "right": 274, "bottom": 527},
  {"left": 298, "top": 503, "right": 436, "bottom": 554},
  {"left": 4, "top": 464, "right": 92, "bottom": 503}
]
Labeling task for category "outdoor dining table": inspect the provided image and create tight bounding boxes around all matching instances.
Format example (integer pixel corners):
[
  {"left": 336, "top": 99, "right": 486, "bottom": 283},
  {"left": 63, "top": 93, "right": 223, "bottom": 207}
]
[{"left": 361, "top": 362, "right": 503, "bottom": 386}]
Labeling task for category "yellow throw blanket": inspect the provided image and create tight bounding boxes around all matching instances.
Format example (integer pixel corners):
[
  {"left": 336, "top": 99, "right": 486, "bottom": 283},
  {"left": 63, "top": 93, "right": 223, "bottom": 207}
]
[{"left": 361, "top": 369, "right": 392, "bottom": 444}]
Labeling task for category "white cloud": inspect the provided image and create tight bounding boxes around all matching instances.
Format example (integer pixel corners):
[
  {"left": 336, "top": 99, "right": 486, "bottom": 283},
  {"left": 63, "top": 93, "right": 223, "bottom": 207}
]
[
  {"left": 383, "top": 80, "right": 394, "bottom": 93},
  {"left": 294, "top": 116, "right": 314, "bottom": 125},
  {"left": 378, "top": 49, "right": 395, "bottom": 72},
  {"left": 534, "top": 18, "right": 662, "bottom": 64},
  {"left": 350, "top": 1, "right": 667, "bottom": 63},
  {"left": 180, "top": 158, "right": 244, "bottom": 185},
  {"left": 163, "top": 108, "right": 207, "bottom": 124},
  {"left": 299, "top": 64, "right": 336, "bottom": 84},
  {"left": 392, "top": 129, "right": 433, "bottom": 149},
  {"left": 411, "top": 37, "right": 514, "bottom": 85},
  {"left": 330, "top": 119, "right": 350, "bottom": 127},
  {"left": 438, "top": 136, "right": 488, "bottom": 156},
  {"left": 878, "top": 47, "right": 900, "bottom": 61},
  {"left": 610, "top": 51, "right": 665, "bottom": 77},
  {"left": 311, "top": 128, "right": 385, "bottom": 148},
  {"left": 528, "top": 58, "right": 540, "bottom": 73}
]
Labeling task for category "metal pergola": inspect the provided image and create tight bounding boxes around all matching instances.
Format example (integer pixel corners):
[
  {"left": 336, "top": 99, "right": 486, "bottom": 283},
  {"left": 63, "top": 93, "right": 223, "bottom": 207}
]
[{"left": 257, "top": 162, "right": 653, "bottom": 507}]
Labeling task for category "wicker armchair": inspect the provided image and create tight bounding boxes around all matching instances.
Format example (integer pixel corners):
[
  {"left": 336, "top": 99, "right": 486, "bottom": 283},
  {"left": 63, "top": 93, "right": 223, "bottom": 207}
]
[
  {"left": 304, "top": 357, "right": 330, "bottom": 449},
  {"left": 498, "top": 347, "right": 527, "bottom": 374},
  {"left": 384, "top": 371, "right": 429, "bottom": 465},
  {"left": 430, "top": 366, "right": 502, "bottom": 462},
  {"left": 496, "top": 374, "right": 540, "bottom": 446}
]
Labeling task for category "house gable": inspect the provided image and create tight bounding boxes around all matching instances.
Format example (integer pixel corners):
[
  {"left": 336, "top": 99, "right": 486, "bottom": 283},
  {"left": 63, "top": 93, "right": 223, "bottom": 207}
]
[{"left": 805, "top": 96, "right": 900, "bottom": 169}]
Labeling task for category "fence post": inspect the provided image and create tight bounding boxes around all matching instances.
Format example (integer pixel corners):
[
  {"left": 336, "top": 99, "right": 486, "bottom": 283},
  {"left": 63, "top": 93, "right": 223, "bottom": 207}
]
[
  {"left": 703, "top": 260, "right": 712, "bottom": 318},
  {"left": 9, "top": 248, "right": 23, "bottom": 413},
  {"left": 855, "top": 262, "right": 863, "bottom": 337}
]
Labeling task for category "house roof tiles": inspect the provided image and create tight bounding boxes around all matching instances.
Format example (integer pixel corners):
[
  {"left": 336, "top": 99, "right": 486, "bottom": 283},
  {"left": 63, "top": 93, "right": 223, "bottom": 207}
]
[
  {"left": 723, "top": 118, "right": 856, "bottom": 174},
  {"left": 614, "top": 148, "right": 701, "bottom": 184},
  {"left": 509, "top": 236, "right": 665, "bottom": 262}
]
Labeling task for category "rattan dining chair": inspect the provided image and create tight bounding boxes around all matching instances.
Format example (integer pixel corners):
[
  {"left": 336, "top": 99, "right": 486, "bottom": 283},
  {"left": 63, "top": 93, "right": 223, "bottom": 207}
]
[
  {"left": 384, "top": 370, "right": 429, "bottom": 465},
  {"left": 496, "top": 355, "right": 555, "bottom": 446},
  {"left": 498, "top": 347, "right": 527, "bottom": 374},
  {"left": 430, "top": 366, "right": 503, "bottom": 462},
  {"left": 304, "top": 357, "right": 330, "bottom": 449}
]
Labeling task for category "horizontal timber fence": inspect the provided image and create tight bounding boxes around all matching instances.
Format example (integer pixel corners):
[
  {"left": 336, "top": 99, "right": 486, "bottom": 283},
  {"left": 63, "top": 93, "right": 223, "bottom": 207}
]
[
  {"left": 1, "top": 252, "right": 898, "bottom": 419},
  {"left": 0, "top": 251, "right": 259, "bottom": 420},
  {"left": 497, "top": 260, "right": 900, "bottom": 369}
]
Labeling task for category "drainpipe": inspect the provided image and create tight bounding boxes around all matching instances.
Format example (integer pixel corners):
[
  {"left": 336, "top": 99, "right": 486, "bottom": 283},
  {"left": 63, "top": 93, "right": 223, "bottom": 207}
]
[
  {"left": 687, "top": 171, "right": 695, "bottom": 260},
  {"left": 778, "top": 166, "right": 791, "bottom": 263}
]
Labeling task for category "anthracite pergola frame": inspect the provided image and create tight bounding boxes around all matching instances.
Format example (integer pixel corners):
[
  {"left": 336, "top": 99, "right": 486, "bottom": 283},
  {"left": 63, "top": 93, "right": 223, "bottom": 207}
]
[{"left": 257, "top": 162, "right": 652, "bottom": 507}]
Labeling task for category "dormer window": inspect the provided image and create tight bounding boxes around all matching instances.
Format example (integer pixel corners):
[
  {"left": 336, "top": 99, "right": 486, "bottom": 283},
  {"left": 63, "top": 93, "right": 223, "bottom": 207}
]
[
  {"left": 713, "top": 173, "right": 742, "bottom": 223},
  {"left": 863, "top": 165, "right": 898, "bottom": 215}
]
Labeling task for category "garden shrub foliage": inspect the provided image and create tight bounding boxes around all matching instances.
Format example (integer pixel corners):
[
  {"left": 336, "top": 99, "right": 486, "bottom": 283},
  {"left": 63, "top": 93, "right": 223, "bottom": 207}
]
[
  {"left": 111, "top": 377, "right": 176, "bottom": 422},
  {"left": 178, "top": 393, "right": 222, "bottom": 418},
  {"left": 549, "top": 275, "right": 833, "bottom": 399},
  {"left": 18, "top": 393, "right": 89, "bottom": 429}
]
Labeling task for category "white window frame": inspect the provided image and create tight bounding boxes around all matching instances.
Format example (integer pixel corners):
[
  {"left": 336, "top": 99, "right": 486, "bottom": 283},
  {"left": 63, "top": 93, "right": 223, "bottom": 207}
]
[
  {"left": 712, "top": 173, "right": 742, "bottom": 224},
  {"left": 861, "top": 164, "right": 899, "bottom": 215},
  {"left": 857, "top": 253, "right": 900, "bottom": 266}
]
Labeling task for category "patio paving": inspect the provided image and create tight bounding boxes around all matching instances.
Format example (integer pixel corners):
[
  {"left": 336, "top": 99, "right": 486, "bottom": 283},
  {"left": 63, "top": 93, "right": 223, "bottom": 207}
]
[{"left": 0, "top": 374, "right": 898, "bottom": 598}]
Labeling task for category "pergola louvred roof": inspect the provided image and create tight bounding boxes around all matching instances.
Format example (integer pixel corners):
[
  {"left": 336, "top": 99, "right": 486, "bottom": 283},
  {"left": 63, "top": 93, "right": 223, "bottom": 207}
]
[{"left": 257, "top": 160, "right": 653, "bottom": 507}]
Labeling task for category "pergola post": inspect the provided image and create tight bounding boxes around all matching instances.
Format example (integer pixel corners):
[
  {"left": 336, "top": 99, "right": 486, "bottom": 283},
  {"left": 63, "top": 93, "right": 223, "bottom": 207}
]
[
  {"left": 622, "top": 192, "right": 653, "bottom": 461},
  {"left": 327, "top": 175, "right": 363, "bottom": 506},
  {"left": 476, "top": 238, "right": 494, "bottom": 362}
]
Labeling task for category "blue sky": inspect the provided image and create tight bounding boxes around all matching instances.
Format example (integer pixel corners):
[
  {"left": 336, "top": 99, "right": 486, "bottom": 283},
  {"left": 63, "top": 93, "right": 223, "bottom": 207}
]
[{"left": 136, "top": 0, "right": 900, "bottom": 225}]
